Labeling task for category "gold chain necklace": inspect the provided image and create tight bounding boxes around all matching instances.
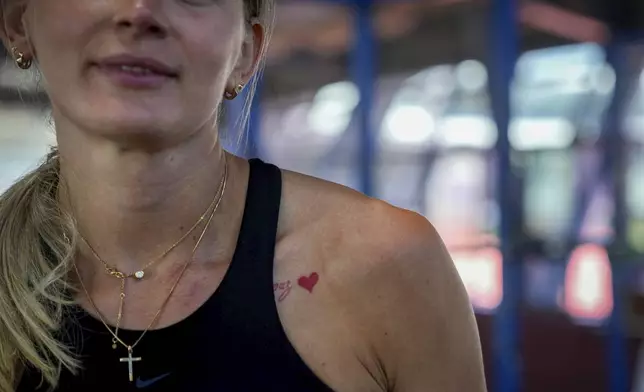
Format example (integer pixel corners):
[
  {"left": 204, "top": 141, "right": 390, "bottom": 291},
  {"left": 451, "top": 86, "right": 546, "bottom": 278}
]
[
  {"left": 79, "top": 174, "right": 223, "bottom": 281},
  {"left": 78, "top": 157, "right": 228, "bottom": 350},
  {"left": 72, "top": 158, "right": 227, "bottom": 383}
]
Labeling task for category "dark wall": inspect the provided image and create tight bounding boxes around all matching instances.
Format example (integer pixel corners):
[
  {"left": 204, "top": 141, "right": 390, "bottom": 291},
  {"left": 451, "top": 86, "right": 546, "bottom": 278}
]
[
  {"left": 477, "top": 310, "right": 641, "bottom": 392},
  {"left": 550, "top": 0, "right": 644, "bottom": 31}
]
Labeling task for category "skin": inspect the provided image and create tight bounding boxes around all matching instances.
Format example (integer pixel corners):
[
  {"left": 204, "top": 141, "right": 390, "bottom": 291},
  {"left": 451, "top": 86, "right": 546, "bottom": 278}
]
[{"left": 2, "top": 0, "right": 486, "bottom": 391}]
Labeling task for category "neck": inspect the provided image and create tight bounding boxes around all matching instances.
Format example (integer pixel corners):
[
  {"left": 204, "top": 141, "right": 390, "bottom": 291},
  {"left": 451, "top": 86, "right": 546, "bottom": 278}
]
[{"left": 56, "top": 119, "right": 241, "bottom": 276}]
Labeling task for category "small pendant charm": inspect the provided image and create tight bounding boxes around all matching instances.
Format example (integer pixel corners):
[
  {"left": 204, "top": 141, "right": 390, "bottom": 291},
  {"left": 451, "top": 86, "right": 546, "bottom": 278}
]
[
  {"left": 112, "top": 343, "right": 117, "bottom": 349},
  {"left": 134, "top": 271, "right": 144, "bottom": 280}
]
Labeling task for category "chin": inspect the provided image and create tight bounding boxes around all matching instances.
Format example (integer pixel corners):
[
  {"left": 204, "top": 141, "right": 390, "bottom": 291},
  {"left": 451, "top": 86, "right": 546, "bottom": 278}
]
[
  {"left": 85, "top": 95, "right": 180, "bottom": 129},
  {"left": 74, "top": 110, "right": 182, "bottom": 150},
  {"left": 52, "top": 86, "right": 214, "bottom": 149}
]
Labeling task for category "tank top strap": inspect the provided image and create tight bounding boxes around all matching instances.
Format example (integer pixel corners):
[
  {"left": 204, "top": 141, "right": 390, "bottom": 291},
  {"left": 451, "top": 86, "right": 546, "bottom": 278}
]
[{"left": 216, "top": 158, "right": 282, "bottom": 308}]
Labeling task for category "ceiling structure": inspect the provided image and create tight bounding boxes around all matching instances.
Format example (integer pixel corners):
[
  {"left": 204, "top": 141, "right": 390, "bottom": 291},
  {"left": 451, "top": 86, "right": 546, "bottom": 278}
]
[{"left": 0, "top": 0, "right": 622, "bottom": 104}]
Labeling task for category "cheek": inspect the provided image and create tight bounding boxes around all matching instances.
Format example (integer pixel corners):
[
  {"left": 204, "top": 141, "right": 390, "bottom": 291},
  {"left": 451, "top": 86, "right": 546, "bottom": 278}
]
[
  {"left": 182, "top": 29, "right": 240, "bottom": 104},
  {"left": 27, "top": 1, "right": 91, "bottom": 53},
  {"left": 180, "top": 51, "right": 229, "bottom": 127},
  {"left": 26, "top": 1, "right": 96, "bottom": 87}
]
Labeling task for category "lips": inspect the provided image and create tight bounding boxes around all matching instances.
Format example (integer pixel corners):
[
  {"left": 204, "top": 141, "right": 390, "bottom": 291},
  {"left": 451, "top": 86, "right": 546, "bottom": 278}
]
[
  {"left": 106, "top": 64, "right": 161, "bottom": 76},
  {"left": 94, "top": 55, "right": 179, "bottom": 78}
]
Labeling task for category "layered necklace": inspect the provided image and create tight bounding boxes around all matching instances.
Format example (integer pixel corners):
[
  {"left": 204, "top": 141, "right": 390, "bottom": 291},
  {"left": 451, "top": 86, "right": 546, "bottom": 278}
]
[{"left": 73, "top": 157, "right": 228, "bottom": 382}]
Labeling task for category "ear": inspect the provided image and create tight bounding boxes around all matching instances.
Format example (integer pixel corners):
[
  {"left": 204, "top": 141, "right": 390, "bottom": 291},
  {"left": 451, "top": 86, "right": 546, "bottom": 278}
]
[
  {"left": 227, "top": 21, "right": 266, "bottom": 89},
  {"left": 0, "top": 2, "right": 32, "bottom": 60}
]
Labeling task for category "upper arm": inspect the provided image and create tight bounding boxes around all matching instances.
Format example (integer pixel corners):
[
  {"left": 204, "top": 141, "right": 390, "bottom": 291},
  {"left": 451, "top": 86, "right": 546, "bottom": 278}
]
[{"left": 343, "top": 205, "right": 486, "bottom": 392}]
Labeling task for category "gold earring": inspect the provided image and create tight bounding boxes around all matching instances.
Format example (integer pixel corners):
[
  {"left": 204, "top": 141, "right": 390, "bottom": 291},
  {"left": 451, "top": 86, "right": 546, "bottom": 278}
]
[
  {"left": 11, "top": 47, "right": 32, "bottom": 70},
  {"left": 224, "top": 83, "right": 244, "bottom": 100}
]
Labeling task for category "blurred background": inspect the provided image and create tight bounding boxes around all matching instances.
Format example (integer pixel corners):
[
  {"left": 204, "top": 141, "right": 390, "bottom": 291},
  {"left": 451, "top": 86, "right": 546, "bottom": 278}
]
[{"left": 2, "top": 0, "right": 644, "bottom": 391}]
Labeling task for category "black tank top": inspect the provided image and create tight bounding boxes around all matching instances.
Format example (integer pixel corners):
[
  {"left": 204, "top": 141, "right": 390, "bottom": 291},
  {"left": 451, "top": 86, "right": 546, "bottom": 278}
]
[{"left": 18, "top": 159, "right": 334, "bottom": 392}]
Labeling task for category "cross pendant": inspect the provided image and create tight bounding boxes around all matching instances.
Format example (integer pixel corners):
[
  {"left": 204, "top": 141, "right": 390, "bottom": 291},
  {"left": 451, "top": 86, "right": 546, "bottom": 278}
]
[{"left": 119, "top": 346, "right": 142, "bottom": 382}]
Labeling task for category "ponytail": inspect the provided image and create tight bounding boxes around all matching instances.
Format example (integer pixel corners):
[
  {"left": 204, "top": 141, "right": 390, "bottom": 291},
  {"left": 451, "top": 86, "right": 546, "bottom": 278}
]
[{"left": 0, "top": 149, "right": 78, "bottom": 391}]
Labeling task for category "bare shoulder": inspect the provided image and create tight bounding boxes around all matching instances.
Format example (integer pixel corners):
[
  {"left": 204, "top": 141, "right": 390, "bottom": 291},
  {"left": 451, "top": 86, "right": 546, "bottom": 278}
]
[
  {"left": 279, "top": 169, "right": 460, "bottom": 288},
  {"left": 279, "top": 170, "right": 487, "bottom": 392}
]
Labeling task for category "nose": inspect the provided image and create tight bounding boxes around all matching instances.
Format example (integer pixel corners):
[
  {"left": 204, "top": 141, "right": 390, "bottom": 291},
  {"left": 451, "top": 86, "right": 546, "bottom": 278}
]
[{"left": 114, "top": 0, "right": 167, "bottom": 38}]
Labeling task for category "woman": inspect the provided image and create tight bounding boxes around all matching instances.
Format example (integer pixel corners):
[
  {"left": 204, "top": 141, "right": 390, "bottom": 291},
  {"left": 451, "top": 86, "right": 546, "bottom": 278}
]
[{"left": 0, "top": 0, "right": 486, "bottom": 391}]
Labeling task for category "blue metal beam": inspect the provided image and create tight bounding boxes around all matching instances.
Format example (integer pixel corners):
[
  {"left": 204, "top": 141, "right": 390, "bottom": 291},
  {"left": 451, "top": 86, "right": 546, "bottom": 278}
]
[
  {"left": 603, "top": 35, "right": 631, "bottom": 392},
  {"left": 489, "top": 0, "right": 521, "bottom": 391},
  {"left": 350, "top": 0, "right": 376, "bottom": 196}
]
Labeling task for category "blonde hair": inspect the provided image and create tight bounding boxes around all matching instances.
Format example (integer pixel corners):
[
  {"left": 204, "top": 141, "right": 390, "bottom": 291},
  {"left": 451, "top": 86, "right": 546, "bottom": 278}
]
[{"left": 0, "top": 1, "right": 275, "bottom": 390}]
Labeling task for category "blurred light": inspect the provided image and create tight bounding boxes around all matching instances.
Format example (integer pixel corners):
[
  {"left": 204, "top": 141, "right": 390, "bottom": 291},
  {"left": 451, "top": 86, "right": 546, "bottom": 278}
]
[
  {"left": 0, "top": 107, "right": 55, "bottom": 145},
  {"left": 625, "top": 116, "right": 644, "bottom": 144},
  {"left": 308, "top": 101, "right": 353, "bottom": 137},
  {"left": 424, "top": 154, "right": 489, "bottom": 236},
  {"left": 564, "top": 244, "right": 613, "bottom": 322},
  {"left": 0, "top": 108, "right": 55, "bottom": 192},
  {"left": 281, "top": 102, "right": 311, "bottom": 136},
  {"left": 451, "top": 156, "right": 486, "bottom": 183},
  {"left": 421, "top": 65, "right": 456, "bottom": 97},
  {"left": 579, "top": 186, "right": 614, "bottom": 241},
  {"left": 382, "top": 64, "right": 456, "bottom": 149},
  {"left": 592, "top": 65, "right": 616, "bottom": 95},
  {"left": 515, "top": 43, "right": 605, "bottom": 94},
  {"left": 0, "top": 63, "right": 39, "bottom": 91},
  {"left": 455, "top": 60, "right": 488, "bottom": 92},
  {"left": 509, "top": 117, "right": 576, "bottom": 151},
  {"left": 436, "top": 115, "right": 497, "bottom": 149},
  {"left": 404, "top": 65, "right": 456, "bottom": 100},
  {"left": 627, "top": 155, "right": 644, "bottom": 219},
  {"left": 382, "top": 104, "right": 434, "bottom": 145},
  {"left": 452, "top": 247, "right": 503, "bottom": 312},
  {"left": 315, "top": 81, "right": 360, "bottom": 104},
  {"left": 308, "top": 81, "right": 359, "bottom": 137}
]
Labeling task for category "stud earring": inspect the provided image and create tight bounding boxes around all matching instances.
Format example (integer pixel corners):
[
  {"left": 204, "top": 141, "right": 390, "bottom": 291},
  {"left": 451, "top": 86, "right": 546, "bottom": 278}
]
[
  {"left": 11, "top": 47, "right": 32, "bottom": 70},
  {"left": 224, "top": 83, "right": 245, "bottom": 100}
]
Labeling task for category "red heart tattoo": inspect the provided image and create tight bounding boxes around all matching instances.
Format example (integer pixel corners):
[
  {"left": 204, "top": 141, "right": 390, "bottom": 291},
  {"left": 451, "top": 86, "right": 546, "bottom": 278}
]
[{"left": 297, "top": 272, "right": 319, "bottom": 293}]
